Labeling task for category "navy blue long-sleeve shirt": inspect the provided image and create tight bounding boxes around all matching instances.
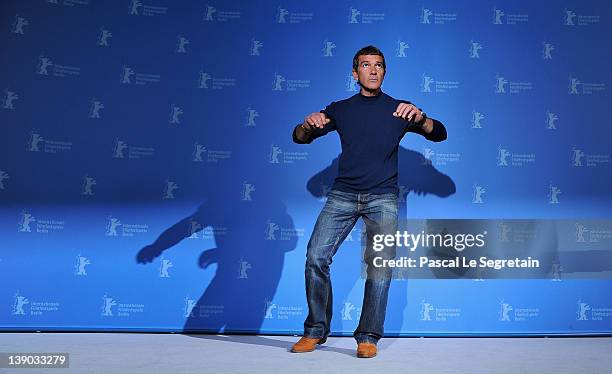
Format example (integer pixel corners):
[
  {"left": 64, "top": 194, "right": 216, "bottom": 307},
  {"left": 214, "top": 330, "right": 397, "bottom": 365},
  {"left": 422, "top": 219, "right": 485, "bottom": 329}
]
[{"left": 292, "top": 91, "right": 447, "bottom": 194}]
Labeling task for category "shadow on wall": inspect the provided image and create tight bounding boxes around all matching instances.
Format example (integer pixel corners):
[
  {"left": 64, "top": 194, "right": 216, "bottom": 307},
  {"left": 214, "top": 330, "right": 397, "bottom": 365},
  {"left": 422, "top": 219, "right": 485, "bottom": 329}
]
[
  {"left": 134, "top": 146, "right": 459, "bottom": 335},
  {"left": 307, "top": 146, "right": 457, "bottom": 218},
  {"left": 136, "top": 184, "right": 297, "bottom": 333}
]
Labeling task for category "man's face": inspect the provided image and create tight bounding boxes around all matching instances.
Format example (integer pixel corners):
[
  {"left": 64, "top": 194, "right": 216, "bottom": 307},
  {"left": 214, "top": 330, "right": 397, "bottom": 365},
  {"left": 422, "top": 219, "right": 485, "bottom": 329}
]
[{"left": 352, "top": 54, "right": 385, "bottom": 91}]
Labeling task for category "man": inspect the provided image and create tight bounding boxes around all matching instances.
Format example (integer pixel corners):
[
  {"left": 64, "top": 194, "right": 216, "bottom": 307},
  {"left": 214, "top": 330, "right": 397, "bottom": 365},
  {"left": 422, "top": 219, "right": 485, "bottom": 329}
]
[{"left": 290, "top": 45, "right": 447, "bottom": 358}]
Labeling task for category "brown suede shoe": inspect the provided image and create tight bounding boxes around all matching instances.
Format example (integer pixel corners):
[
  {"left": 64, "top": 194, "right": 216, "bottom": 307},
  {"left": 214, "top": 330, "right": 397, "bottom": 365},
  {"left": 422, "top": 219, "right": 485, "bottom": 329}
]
[
  {"left": 290, "top": 336, "right": 326, "bottom": 353},
  {"left": 356, "top": 342, "right": 377, "bottom": 358}
]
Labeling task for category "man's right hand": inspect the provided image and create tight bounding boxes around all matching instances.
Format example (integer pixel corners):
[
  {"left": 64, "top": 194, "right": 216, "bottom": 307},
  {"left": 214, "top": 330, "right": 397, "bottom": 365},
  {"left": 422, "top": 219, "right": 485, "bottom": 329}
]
[{"left": 303, "top": 112, "right": 331, "bottom": 131}]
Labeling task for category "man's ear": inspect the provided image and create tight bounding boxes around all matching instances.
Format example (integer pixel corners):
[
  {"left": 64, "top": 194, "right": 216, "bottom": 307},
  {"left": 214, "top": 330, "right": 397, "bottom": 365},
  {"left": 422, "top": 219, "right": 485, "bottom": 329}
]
[{"left": 352, "top": 70, "right": 358, "bottom": 81}]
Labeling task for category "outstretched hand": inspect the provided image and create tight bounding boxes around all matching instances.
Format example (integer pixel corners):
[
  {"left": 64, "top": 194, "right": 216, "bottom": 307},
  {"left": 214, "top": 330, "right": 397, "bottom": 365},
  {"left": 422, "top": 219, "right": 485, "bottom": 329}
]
[
  {"left": 302, "top": 112, "right": 331, "bottom": 131},
  {"left": 393, "top": 102, "right": 423, "bottom": 123}
]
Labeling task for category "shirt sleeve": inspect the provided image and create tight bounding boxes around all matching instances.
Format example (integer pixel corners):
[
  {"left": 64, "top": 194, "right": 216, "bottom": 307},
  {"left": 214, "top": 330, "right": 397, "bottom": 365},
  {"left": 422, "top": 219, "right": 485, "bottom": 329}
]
[
  {"left": 395, "top": 99, "right": 447, "bottom": 142},
  {"left": 292, "top": 101, "right": 338, "bottom": 144},
  {"left": 404, "top": 118, "right": 447, "bottom": 142}
]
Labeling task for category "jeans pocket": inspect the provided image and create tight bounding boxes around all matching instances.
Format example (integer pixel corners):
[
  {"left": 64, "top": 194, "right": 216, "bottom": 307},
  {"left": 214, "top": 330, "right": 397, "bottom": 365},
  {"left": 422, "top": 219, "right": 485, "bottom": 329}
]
[{"left": 322, "top": 195, "right": 350, "bottom": 213}]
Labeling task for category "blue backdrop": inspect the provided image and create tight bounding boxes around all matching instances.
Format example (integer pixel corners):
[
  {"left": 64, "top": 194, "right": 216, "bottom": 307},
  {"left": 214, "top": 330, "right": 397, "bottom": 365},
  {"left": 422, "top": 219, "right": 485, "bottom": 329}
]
[{"left": 1, "top": 0, "right": 611, "bottom": 335}]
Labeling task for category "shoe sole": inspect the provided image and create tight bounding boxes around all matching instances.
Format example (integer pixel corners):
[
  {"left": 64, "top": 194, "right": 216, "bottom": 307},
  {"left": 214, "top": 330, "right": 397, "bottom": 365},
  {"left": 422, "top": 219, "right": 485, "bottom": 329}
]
[
  {"left": 357, "top": 352, "right": 377, "bottom": 358},
  {"left": 291, "top": 348, "right": 315, "bottom": 353}
]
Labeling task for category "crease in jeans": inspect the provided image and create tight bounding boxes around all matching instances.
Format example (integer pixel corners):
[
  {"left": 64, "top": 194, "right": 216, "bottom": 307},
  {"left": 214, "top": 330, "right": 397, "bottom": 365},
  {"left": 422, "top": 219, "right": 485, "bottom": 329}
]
[{"left": 326, "top": 218, "right": 357, "bottom": 264}]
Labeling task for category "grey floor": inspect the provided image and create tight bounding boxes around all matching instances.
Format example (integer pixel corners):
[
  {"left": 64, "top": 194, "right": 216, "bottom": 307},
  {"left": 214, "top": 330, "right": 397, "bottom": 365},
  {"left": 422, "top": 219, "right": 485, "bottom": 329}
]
[{"left": 1, "top": 333, "right": 611, "bottom": 373}]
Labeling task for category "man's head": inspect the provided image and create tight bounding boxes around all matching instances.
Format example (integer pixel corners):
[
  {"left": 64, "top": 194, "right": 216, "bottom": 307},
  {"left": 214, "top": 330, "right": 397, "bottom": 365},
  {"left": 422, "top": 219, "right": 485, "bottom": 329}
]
[{"left": 352, "top": 45, "right": 386, "bottom": 93}]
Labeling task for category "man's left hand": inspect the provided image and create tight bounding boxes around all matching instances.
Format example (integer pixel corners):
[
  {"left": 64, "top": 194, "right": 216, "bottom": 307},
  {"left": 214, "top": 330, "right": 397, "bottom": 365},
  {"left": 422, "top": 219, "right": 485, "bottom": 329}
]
[{"left": 393, "top": 102, "right": 423, "bottom": 123}]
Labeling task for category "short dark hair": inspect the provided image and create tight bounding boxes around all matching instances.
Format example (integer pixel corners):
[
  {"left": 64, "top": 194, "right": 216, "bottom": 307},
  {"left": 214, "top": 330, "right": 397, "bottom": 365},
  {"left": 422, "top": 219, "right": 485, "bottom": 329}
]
[{"left": 352, "top": 45, "right": 386, "bottom": 72}]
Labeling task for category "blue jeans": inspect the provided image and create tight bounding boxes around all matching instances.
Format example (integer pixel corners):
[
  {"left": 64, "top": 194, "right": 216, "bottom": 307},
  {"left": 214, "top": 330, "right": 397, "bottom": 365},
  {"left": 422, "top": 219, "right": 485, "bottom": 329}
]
[{"left": 303, "top": 189, "right": 398, "bottom": 344}]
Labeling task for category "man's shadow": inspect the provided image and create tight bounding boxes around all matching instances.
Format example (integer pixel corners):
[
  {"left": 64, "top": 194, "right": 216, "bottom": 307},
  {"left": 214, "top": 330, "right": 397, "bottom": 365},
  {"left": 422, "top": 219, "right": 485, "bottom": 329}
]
[
  {"left": 136, "top": 185, "right": 297, "bottom": 333},
  {"left": 183, "top": 334, "right": 357, "bottom": 356},
  {"left": 306, "top": 146, "right": 456, "bottom": 335}
]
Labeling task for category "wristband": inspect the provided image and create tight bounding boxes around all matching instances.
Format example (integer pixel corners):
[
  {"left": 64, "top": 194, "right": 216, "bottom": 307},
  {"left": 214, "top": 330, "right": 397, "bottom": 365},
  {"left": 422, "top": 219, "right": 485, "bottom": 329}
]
[{"left": 416, "top": 111, "right": 427, "bottom": 127}]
